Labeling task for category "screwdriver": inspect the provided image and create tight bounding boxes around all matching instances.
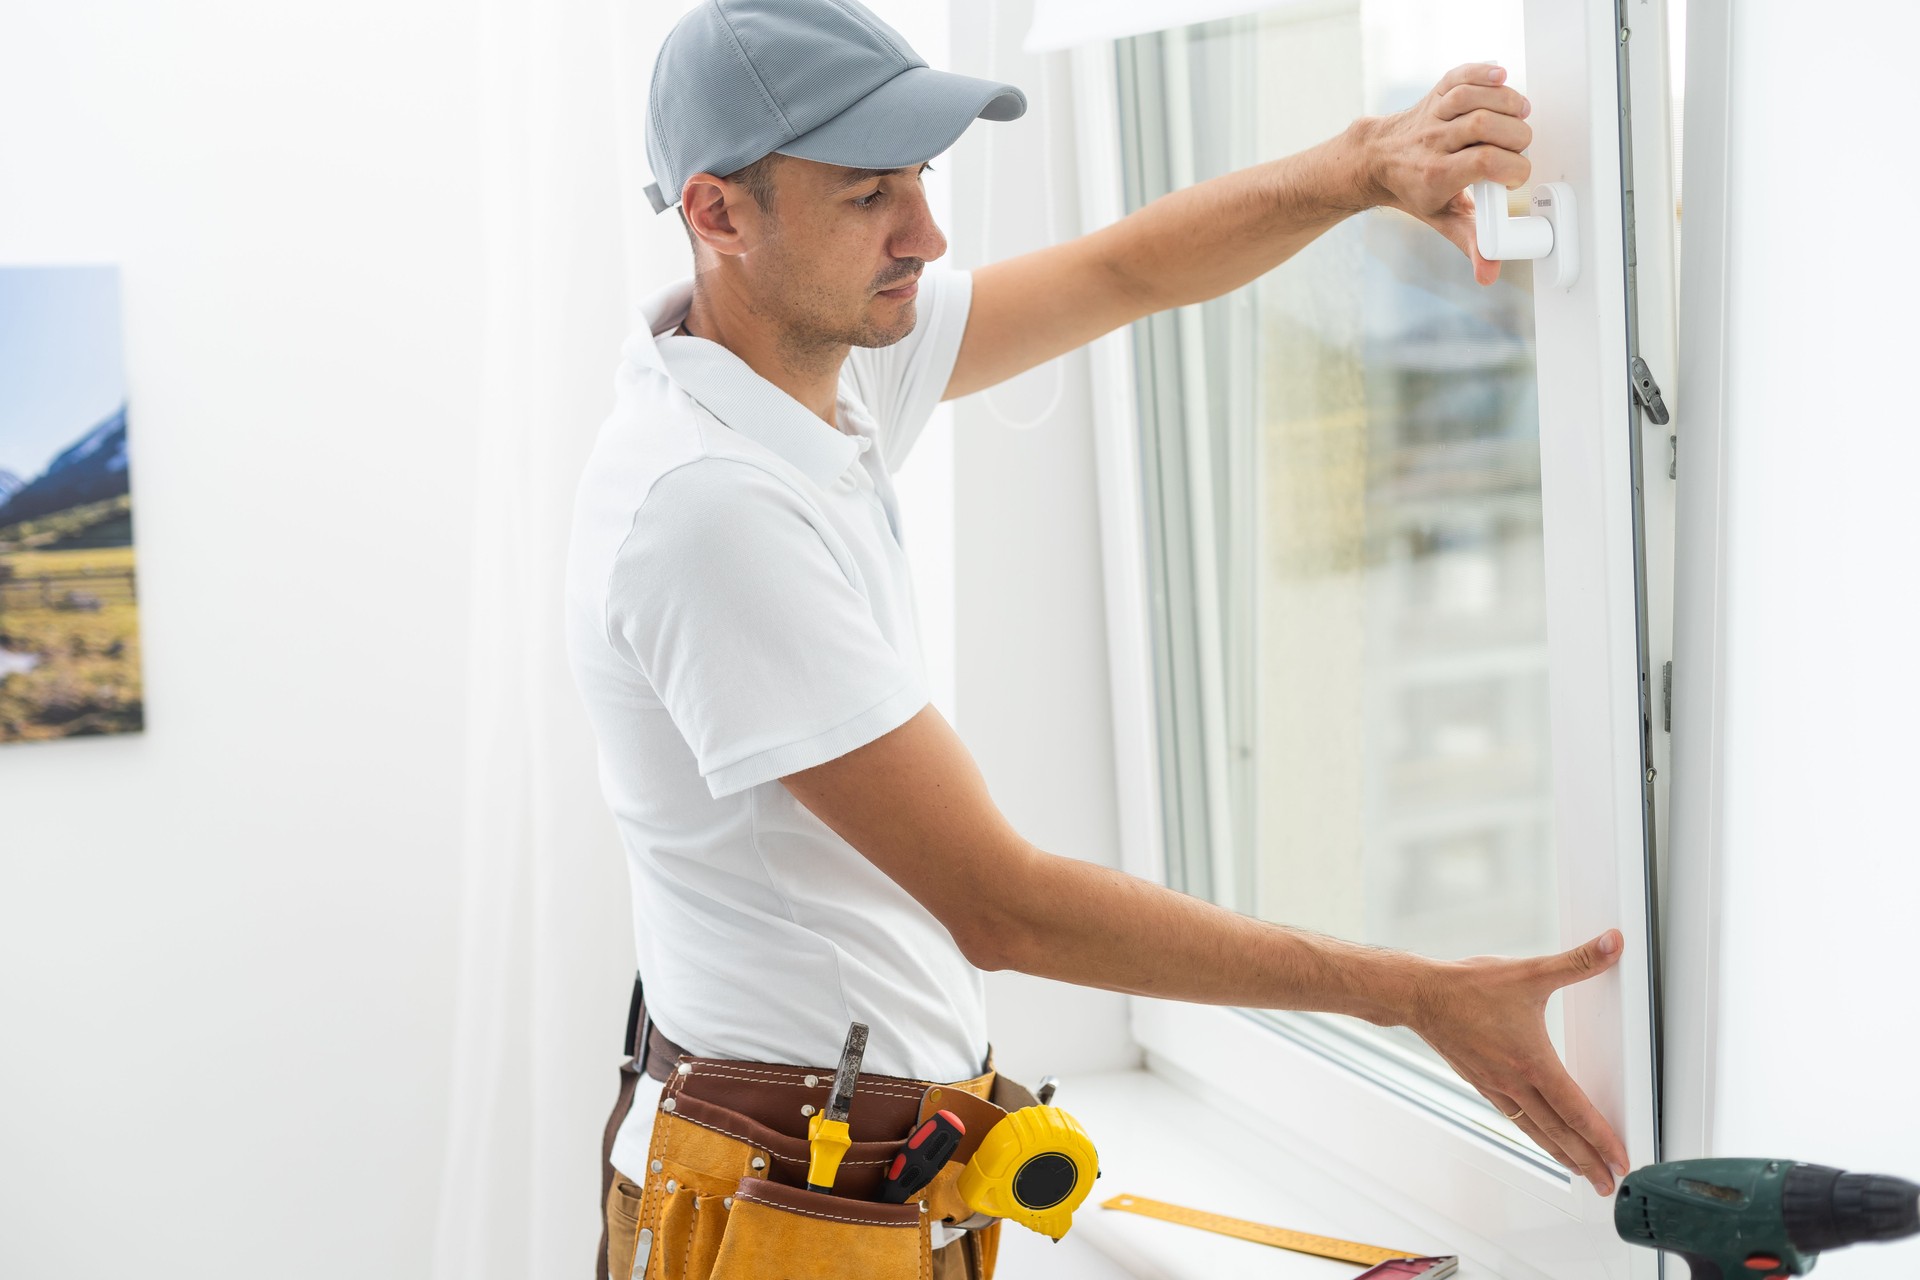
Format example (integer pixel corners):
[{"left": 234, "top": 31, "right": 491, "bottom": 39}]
[
  {"left": 805, "top": 1022, "right": 868, "bottom": 1195},
  {"left": 880, "top": 1110, "right": 967, "bottom": 1204}
]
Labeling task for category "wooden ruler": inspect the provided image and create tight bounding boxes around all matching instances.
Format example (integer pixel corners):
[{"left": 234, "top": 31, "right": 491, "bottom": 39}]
[{"left": 1100, "top": 1193, "right": 1416, "bottom": 1266}]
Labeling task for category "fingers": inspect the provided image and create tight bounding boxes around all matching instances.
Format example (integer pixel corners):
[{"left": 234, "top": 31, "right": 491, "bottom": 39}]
[
  {"left": 1547, "top": 929, "right": 1625, "bottom": 990},
  {"left": 1433, "top": 1041, "right": 1579, "bottom": 1173},
  {"left": 1503, "top": 1050, "right": 1633, "bottom": 1196},
  {"left": 1422, "top": 198, "right": 1501, "bottom": 285},
  {"left": 1434, "top": 84, "right": 1531, "bottom": 123},
  {"left": 1507, "top": 1083, "right": 1617, "bottom": 1194},
  {"left": 1511, "top": 1111, "right": 1583, "bottom": 1175},
  {"left": 1448, "top": 109, "right": 1532, "bottom": 155},
  {"left": 1450, "top": 144, "right": 1531, "bottom": 190},
  {"left": 1434, "top": 62, "right": 1509, "bottom": 95},
  {"left": 1438, "top": 194, "right": 1502, "bottom": 285},
  {"left": 1431, "top": 77, "right": 1531, "bottom": 204},
  {"left": 1528, "top": 1061, "right": 1632, "bottom": 1183},
  {"left": 1474, "top": 1086, "right": 1576, "bottom": 1170}
]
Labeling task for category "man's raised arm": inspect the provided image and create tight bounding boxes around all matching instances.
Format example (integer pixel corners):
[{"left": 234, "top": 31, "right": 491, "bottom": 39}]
[
  {"left": 780, "top": 704, "right": 1632, "bottom": 1197},
  {"left": 942, "top": 62, "right": 1532, "bottom": 402}
]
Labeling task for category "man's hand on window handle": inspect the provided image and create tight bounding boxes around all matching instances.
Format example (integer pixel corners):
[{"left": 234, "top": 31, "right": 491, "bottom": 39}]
[
  {"left": 1361, "top": 61, "right": 1535, "bottom": 286},
  {"left": 978, "top": 61, "right": 1535, "bottom": 375}
]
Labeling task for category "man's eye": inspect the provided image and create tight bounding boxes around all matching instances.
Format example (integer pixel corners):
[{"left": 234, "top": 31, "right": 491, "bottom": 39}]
[{"left": 854, "top": 164, "right": 929, "bottom": 208}]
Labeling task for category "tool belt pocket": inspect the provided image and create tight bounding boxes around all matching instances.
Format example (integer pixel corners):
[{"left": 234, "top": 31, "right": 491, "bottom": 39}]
[
  {"left": 633, "top": 1084, "right": 935, "bottom": 1280},
  {"left": 708, "top": 1178, "right": 927, "bottom": 1280}
]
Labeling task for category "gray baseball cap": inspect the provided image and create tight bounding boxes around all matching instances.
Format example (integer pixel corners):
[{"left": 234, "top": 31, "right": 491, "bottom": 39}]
[{"left": 643, "top": 0, "right": 1026, "bottom": 214}]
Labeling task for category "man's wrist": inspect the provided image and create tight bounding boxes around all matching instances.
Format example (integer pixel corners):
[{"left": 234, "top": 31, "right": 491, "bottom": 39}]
[
  {"left": 1331, "top": 115, "right": 1391, "bottom": 215},
  {"left": 1347, "top": 944, "right": 1442, "bottom": 1030},
  {"left": 1266, "top": 928, "right": 1443, "bottom": 1029}
]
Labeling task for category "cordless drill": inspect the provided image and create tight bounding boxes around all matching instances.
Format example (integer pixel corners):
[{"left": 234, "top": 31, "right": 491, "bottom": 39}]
[{"left": 1615, "top": 1158, "right": 1920, "bottom": 1279}]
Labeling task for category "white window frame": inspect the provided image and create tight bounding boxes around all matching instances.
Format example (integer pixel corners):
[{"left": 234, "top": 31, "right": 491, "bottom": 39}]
[
  {"left": 1660, "top": 0, "right": 1730, "bottom": 1167},
  {"left": 1073, "top": 0, "right": 1679, "bottom": 1271}
]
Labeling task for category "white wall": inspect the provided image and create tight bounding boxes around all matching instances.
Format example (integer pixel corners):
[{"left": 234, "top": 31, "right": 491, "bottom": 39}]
[
  {"left": 0, "top": 3, "right": 481, "bottom": 1275},
  {"left": 1671, "top": 3, "right": 1920, "bottom": 1272}
]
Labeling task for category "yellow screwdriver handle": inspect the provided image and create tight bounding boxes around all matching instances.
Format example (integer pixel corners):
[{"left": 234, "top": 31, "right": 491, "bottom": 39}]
[{"left": 806, "top": 1112, "right": 853, "bottom": 1192}]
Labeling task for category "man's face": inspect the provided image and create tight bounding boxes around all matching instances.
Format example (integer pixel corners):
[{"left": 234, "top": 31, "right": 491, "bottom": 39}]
[{"left": 725, "top": 155, "right": 948, "bottom": 352}]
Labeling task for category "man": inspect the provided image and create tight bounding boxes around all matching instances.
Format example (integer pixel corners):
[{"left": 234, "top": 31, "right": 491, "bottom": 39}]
[{"left": 567, "top": 1, "right": 1629, "bottom": 1275}]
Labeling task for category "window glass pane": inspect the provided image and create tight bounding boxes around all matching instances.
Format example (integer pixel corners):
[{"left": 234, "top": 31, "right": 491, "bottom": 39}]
[{"left": 1117, "top": 0, "right": 1560, "bottom": 1138}]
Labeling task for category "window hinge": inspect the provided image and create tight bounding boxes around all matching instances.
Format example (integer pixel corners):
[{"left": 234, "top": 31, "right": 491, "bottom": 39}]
[
  {"left": 1631, "top": 356, "right": 1671, "bottom": 426},
  {"left": 1661, "top": 660, "right": 1673, "bottom": 733}
]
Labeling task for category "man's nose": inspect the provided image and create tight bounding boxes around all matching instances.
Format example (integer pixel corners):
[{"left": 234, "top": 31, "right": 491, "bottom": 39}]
[{"left": 893, "top": 190, "right": 947, "bottom": 264}]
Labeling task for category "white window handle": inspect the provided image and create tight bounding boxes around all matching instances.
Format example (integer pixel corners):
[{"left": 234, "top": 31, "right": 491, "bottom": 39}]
[{"left": 1472, "top": 179, "right": 1579, "bottom": 290}]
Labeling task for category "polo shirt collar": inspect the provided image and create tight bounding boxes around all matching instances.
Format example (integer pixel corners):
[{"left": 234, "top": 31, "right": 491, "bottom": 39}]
[{"left": 629, "top": 279, "right": 867, "bottom": 488}]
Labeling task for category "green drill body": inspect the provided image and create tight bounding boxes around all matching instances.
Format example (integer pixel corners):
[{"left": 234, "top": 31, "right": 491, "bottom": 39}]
[{"left": 1615, "top": 1158, "right": 1920, "bottom": 1280}]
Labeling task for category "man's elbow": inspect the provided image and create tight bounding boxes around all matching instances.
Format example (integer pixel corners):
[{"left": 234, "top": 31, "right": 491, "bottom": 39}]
[
  {"left": 943, "top": 847, "right": 1040, "bottom": 975},
  {"left": 952, "top": 912, "right": 1024, "bottom": 974}
]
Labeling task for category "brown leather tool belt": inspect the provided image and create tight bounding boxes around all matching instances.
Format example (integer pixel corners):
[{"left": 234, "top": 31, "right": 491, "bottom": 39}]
[{"left": 599, "top": 974, "right": 1033, "bottom": 1280}]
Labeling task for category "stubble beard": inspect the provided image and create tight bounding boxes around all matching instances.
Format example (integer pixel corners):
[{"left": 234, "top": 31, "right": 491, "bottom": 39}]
[{"left": 760, "top": 254, "right": 917, "bottom": 377}]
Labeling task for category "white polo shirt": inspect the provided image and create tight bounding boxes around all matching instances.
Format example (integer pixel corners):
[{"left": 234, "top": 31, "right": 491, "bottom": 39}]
[{"left": 564, "top": 270, "right": 989, "bottom": 1186}]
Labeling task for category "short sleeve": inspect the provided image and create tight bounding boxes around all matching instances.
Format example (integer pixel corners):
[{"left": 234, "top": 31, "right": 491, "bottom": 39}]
[
  {"left": 607, "top": 458, "right": 928, "bottom": 798},
  {"left": 840, "top": 268, "right": 973, "bottom": 470}
]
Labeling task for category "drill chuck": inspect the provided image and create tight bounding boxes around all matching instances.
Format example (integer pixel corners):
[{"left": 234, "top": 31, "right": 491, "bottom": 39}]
[{"left": 1782, "top": 1164, "right": 1920, "bottom": 1253}]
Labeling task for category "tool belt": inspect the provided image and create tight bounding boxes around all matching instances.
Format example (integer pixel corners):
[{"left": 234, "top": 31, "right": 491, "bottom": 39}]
[{"left": 599, "top": 976, "right": 1037, "bottom": 1280}]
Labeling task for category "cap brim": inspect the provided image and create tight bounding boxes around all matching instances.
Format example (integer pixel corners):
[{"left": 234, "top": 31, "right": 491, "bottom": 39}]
[{"left": 776, "top": 65, "right": 1025, "bottom": 171}]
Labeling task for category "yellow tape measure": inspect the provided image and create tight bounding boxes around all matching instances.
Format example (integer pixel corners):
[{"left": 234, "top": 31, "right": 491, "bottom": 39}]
[
  {"left": 960, "top": 1106, "right": 1100, "bottom": 1240},
  {"left": 1101, "top": 1193, "right": 1415, "bottom": 1266}
]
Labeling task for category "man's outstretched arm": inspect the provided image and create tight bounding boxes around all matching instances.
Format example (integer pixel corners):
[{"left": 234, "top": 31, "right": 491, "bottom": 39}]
[
  {"left": 942, "top": 62, "right": 1532, "bottom": 402},
  {"left": 781, "top": 703, "right": 1632, "bottom": 1195}
]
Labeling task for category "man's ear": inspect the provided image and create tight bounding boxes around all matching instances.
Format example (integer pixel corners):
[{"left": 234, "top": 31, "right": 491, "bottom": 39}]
[{"left": 681, "top": 175, "right": 749, "bottom": 258}]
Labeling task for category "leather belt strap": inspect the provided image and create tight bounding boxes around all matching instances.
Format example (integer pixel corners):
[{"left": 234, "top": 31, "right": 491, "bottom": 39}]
[
  {"left": 635, "top": 1003, "right": 690, "bottom": 1083},
  {"left": 616, "top": 968, "right": 700, "bottom": 1081},
  {"left": 598, "top": 973, "right": 677, "bottom": 1280}
]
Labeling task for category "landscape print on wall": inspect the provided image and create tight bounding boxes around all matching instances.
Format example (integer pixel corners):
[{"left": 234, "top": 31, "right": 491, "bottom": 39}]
[{"left": 0, "top": 266, "right": 145, "bottom": 742}]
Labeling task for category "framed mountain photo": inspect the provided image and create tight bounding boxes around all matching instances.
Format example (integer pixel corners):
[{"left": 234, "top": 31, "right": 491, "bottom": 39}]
[{"left": 0, "top": 266, "right": 145, "bottom": 743}]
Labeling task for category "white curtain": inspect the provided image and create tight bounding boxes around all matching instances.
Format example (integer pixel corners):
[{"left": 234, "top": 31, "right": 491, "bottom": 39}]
[{"left": 428, "top": 0, "right": 691, "bottom": 1274}]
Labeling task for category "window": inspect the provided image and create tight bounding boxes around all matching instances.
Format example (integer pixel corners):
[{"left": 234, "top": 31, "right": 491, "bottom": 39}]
[
  {"left": 1115, "top": 0, "right": 1563, "bottom": 1149},
  {"left": 1076, "top": 0, "right": 1678, "bottom": 1270}
]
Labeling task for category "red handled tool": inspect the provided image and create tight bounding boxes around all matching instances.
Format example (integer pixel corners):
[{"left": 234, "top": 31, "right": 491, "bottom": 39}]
[{"left": 879, "top": 1109, "right": 966, "bottom": 1204}]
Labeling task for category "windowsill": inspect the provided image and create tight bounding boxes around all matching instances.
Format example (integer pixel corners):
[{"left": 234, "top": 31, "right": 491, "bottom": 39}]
[{"left": 1006, "top": 1068, "right": 1518, "bottom": 1280}]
